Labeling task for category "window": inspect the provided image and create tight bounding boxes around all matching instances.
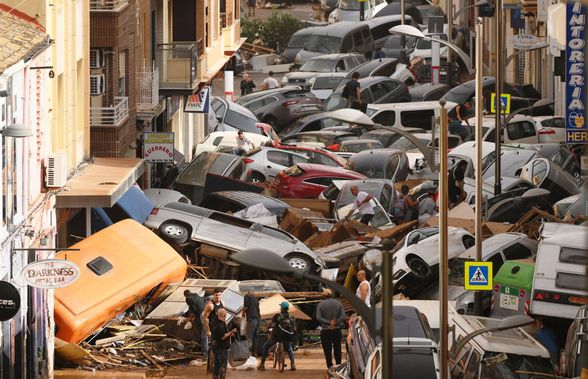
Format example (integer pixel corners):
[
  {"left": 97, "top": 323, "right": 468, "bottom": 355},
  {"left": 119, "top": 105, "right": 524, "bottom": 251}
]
[
  {"left": 560, "top": 247, "right": 588, "bottom": 265},
  {"left": 385, "top": 155, "right": 400, "bottom": 179},
  {"left": 373, "top": 62, "right": 398, "bottom": 77},
  {"left": 335, "top": 60, "right": 345, "bottom": 72},
  {"left": 362, "top": 89, "right": 374, "bottom": 104},
  {"left": 212, "top": 100, "right": 226, "bottom": 118},
  {"left": 381, "top": 185, "right": 392, "bottom": 211},
  {"left": 291, "top": 153, "right": 308, "bottom": 165},
  {"left": 372, "top": 111, "right": 396, "bottom": 126},
  {"left": 353, "top": 32, "right": 363, "bottom": 47},
  {"left": 212, "top": 136, "right": 223, "bottom": 146},
  {"left": 370, "top": 82, "right": 389, "bottom": 101},
  {"left": 401, "top": 110, "right": 435, "bottom": 130},
  {"left": 304, "top": 177, "right": 334, "bottom": 186},
  {"left": 362, "top": 29, "right": 371, "bottom": 41},
  {"left": 507, "top": 121, "right": 536, "bottom": 140},
  {"left": 247, "top": 96, "right": 277, "bottom": 112},
  {"left": 485, "top": 127, "right": 498, "bottom": 143},
  {"left": 541, "top": 117, "right": 565, "bottom": 128},
  {"left": 341, "top": 36, "right": 352, "bottom": 52},
  {"left": 267, "top": 150, "right": 291, "bottom": 166},
  {"left": 531, "top": 160, "right": 548, "bottom": 186},
  {"left": 556, "top": 273, "right": 588, "bottom": 291},
  {"left": 487, "top": 253, "right": 504, "bottom": 276},
  {"left": 502, "top": 243, "right": 532, "bottom": 260}
]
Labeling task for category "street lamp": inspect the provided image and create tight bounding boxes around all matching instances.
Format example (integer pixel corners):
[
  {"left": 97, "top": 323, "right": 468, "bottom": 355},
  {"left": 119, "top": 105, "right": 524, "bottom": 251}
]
[
  {"left": 453, "top": 0, "right": 488, "bottom": 21},
  {"left": 505, "top": 42, "right": 550, "bottom": 67},
  {"left": 389, "top": 25, "right": 474, "bottom": 74},
  {"left": 2, "top": 123, "right": 33, "bottom": 138}
]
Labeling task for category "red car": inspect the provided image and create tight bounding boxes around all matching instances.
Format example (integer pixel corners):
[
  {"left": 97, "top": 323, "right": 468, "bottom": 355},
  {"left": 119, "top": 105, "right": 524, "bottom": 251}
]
[
  {"left": 270, "top": 163, "right": 366, "bottom": 199},
  {"left": 275, "top": 144, "right": 348, "bottom": 168}
]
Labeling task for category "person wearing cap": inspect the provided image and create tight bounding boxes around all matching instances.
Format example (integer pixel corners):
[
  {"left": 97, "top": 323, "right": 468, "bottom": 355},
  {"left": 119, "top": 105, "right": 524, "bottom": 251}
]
[
  {"left": 258, "top": 301, "right": 297, "bottom": 371},
  {"left": 315, "top": 289, "right": 345, "bottom": 368}
]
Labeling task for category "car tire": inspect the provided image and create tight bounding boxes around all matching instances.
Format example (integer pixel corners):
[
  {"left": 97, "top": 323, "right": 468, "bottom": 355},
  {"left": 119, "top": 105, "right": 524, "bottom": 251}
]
[
  {"left": 158, "top": 221, "right": 189, "bottom": 244},
  {"left": 462, "top": 235, "right": 475, "bottom": 249},
  {"left": 250, "top": 171, "right": 266, "bottom": 184},
  {"left": 407, "top": 255, "right": 431, "bottom": 278},
  {"left": 285, "top": 253, "right": 313, "bottom": 272}
]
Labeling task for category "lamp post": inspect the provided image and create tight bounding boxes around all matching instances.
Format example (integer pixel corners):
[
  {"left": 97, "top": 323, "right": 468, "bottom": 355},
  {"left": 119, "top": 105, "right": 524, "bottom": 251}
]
[
  {"left": 494, "top": 0, "right": 504, "bottom": 196},
  {"left": 474, "top": 17, "right": 484, "bottom": 316},
  {"left": 504, "top": 42, "right": 550, "bottom": 67},
  {"left": 389, "top": 25, "right": 474, "bottom": 75},
  {"left": 453, "top": 0, "right": 488, "bottom": 21},
  {"left": 438, "top": 98, "right": 449, "bottom": 379}
]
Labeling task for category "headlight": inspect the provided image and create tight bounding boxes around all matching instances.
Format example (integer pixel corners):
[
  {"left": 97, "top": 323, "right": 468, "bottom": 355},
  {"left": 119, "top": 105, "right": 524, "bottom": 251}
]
[{"left": 281, "top": 76, "right": 289, "bottom": 84}]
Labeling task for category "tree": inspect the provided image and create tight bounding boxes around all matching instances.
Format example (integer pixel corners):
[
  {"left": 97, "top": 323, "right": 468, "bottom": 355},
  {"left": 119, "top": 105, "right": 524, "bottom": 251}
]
[{"left": 241, "top": 12, "right": 302, "bottom": 53}]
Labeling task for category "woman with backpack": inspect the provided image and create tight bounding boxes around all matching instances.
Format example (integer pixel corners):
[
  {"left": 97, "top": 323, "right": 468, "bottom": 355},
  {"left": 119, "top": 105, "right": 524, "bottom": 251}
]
[
  {"left": 392, "top": 185, "right": 418, "bottom": 223},
  {"left": 257, "top": 302, "right": 297, "bottom": 371}
]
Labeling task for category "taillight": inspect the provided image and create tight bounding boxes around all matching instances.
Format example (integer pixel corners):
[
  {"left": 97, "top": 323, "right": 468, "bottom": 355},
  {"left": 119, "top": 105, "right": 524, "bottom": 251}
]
[
  {"left": 538, "top": 128, "right": 556, "bottom": 135},
  {"left": 243, "top": 158, "right": 255, "bottom": 164},
  {"left": 326, "top": 143, "right": 340, "bottom": 151},
  {"left": 282, "top": 100, "right": 300, "bottom": 107},
  {"left": 150, "top": 208, "right": 159, "bottom": 215},
  {"left": 533, "top": 290, "right": 588, "bottom": 306}
]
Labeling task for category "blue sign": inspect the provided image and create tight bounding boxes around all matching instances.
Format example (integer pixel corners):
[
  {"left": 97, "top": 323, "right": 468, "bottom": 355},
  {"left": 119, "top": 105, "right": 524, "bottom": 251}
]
[
  {"left": 184, "top": 87, "right": 210, "bottom": 113},
  {"left": 464, "top": 262, "right": 493, "bottom": 290},
  {"left": 566, "top": 0, "right": 587, "bottom": 144}
]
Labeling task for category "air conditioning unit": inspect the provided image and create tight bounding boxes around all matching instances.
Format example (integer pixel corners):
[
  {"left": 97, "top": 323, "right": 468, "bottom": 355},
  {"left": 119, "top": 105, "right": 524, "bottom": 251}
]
[
  {"left": 90, "top": 49, "right": 104, "bottom": 69},
  {"left": 46, "top": 153, "right": 67, "bottom": 187},
  {"left": 90, "top": 74, "right": 105, "bottom": 96}
]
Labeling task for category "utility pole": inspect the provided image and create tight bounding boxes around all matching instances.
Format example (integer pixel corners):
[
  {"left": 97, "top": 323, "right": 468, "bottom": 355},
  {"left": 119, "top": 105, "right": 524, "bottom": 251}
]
[
  {"left": 474, "top": 17, "right": 484, "bottom": 316},
  {"left": 446, "top": 0, "right": 453, "bottom": 85},
  {"left": 400, "top": 0, "right": 406, "bottom": 63},
  {"left": 360, "top": 0, "right": 365, "bottom": 21},
  {"left": 494, "top": 0, "right": 503, "bottom": 195},
  {"left": 438, "top": 99, "right": 449, "bottom": 379}
]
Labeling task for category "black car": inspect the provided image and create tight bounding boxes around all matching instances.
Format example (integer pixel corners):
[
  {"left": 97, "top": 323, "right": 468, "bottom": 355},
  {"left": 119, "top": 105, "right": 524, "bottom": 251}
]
[
  {"left": 280, "top": 130, "right": 359, "bottom": 148},
  {"left": 279, "top": 113, "right": 341, "bottom": 138},
  {"left": 380, "top": 34, "right": 417, "bottom": 59},
  {"left": 342, "top": 58, "right": 401, "bottom": 81},
  {"left": 201, "top": 191, "right": 289, "bottom": 217},
  {"left": 347, "top": 149, "right": 410, "bottom": 182},
  {"left": 375, "top": 2, "right": 424, "bottom": 24},
  {"left": 361, "top": 127, "right": 425, "bottom": 147},
  {"left": 409, "top": 82, "right": 451, "bottom": 101},
  {"left": 325, "top": 77, "right": 411, "bottom": 111}
]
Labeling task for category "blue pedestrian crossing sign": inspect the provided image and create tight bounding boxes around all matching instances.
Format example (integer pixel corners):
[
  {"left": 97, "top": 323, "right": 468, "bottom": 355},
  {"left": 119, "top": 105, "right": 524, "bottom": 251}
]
[
  {"left": 464, "top": 262, "right": 493, "bottom": 290},
  {"left": 490, "top": 93, "right": 511, "bottom": 115}
]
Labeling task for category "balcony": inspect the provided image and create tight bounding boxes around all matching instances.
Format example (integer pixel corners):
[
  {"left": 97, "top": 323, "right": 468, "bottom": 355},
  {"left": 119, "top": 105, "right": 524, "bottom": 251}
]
[
  {"left": 90, "top": 97, "right": 129, "bottom": 127},
  {"left": 90, "top": 0, "right": 129, "bottom": 11},
  {"left": 156, "top": 42, "right": 199, "bottom": 94},
  {"left": 137, "top": 66, "right": 160, "bottom": 112}
]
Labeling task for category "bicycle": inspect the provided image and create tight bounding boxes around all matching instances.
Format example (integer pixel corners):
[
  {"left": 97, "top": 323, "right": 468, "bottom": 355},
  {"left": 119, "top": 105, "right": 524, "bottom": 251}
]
[{"left": 272, "top": 341, "right": 285, "bottom": 373}]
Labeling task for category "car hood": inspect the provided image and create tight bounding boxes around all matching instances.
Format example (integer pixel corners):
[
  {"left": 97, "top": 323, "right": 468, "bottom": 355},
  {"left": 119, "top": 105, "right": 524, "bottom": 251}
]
[{"left": 285, "top": 72, "right": 320, "bottom": 80}]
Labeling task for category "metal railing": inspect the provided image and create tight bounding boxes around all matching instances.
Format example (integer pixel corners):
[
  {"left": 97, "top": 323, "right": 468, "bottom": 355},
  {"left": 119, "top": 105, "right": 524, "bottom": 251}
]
[
  {"left": 90, "top": 97, "right": 129, "bottom": 127},
  {"left": 89, "top": 0, "right": 129, "bottom": 11},
  {"left": 137, "top": 66, "right": 160, "bottom": 111},
  {"left": 156, "top": 42, "right": 198, "bottom": 90},
  {"left": 196, "top": 39, "right": 205, "bottom": 59}
]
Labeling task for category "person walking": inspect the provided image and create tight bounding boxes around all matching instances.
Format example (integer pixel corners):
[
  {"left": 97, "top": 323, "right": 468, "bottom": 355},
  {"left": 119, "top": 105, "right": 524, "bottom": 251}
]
[
  {"left": 246, "top": 0, "right": 256, "bottom": 17},
  {"left": 258, "top": 302, "right": 297, "bottom": 371},
  {"left": 374, "top": 47, "right": 386, "bottom": 59},
  {"left": 342, "top": 72, "right": 362, "bottom": 110},
  {"left": 242, "top": 291, "right": 261, "bottom": 356},
  {"left": 211, "top": 308, "right": 238, "bottom": 379},
  {"left": 183, "top": 290, "right": 207, "bottom": 356},
  {"left": 315, "top": 289, "right": 346, "bottom": 368},
  {"left": 356, "top": 270, "right": 372, "bottom": 308},
  {"left": 201, "top": 289, "right": 224, "bottom": 358},
  {"left": 261, "top": 71, "right": 279, "bottom": 90},
  {"left": 240, "top": 73, "right": 256, "bottom": 96},
  {"left": 448, "top": 102, "right": 472, "bottom": 141},
  {"left": 344, "top": 185, "right": 374, "bottom": 225}
]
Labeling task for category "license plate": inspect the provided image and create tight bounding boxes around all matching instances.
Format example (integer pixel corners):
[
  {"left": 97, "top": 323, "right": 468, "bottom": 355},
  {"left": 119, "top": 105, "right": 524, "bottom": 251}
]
[{"left": 500, "top": 293, "right": 519, "bottom": 311}]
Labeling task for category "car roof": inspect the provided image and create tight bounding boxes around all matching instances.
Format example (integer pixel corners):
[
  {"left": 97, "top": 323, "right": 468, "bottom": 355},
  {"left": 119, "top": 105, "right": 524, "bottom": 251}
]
[
  {"left": 459, "top": 233, "right": 529, "bottom": 260},
  {"left": 409, "top": 82, "right": 450, "bottom": 97},
  {"left": 540, "top": 222, "right": 588, "bottom": 249},
  {"left": 237, "top": 86, "right": 303, "bottom": 103},
  {"left": 349, "top": 58, "right": 398, "bottom": 77},
  {"left": 367, "top": 100, "right": 457, "bottom": 111},
  {"left": 349, "top": 148, "right": 404, "bottom": 164},
  {"left": 297, "top": 130, "right": 357, "bottom": 136},
  {"left": 311, "top": 53, "right": 363, "bottom": 60},
  {"left": 214, "top": 97, "right": 258, "bottom": 118},
  {"left": 341, "top": 138, "right": 382, "bottom": 145},
  {"left": 468, "top": 114, "right": 534, "bottom": 127},
  {"left": 207, "top": 191, "right": 288, "bottom": 208},
  {"left": 297, "top": 163, "right": 365, "bottom": 176},
  {"left": 364, "top": 127, "right": 426, "bottom": 134}
]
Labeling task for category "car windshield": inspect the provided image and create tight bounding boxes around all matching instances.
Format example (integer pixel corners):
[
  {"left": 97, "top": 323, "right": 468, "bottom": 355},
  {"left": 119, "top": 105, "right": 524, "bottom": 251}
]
[
  {"left": 313, "top": 76, "right": 346, "bottom": 90},
  {"left": 305, "top": 35, "right": 341, "bottom": 54},
  {"left": 336, "top": 182, "right": 384, "bottom": 209},
  {"left": 175, "top": 153, "right": 236, "bottom": 186},
  {"left": 224, "top": 110, "right": 259, "bottom": 133},
  {"left": 341, "top": 141, "right": 383, "bottom": 152},
  {"left": 301, "top": 59, "right": 336, "bottom": 73},
  {"left": 340, "top": 0, "right": 361, "bottom": 10},
  {"left": 347, "top": 160, "right": 385, "bottom": 178},
  {"left": 390, "top": 137, "right": 429, "bottom": 151},
  {"left": 480, "top": 353, "right": 554, "bottom": 379},
  {"left": 443, "top": 85, "right": 471, "bottom": 104},
  {"left": 288, "top": 34, "right": 309, "bottom": 49},
  {"left": 415, "top": 34, "right": 448, "bottom": 50}
]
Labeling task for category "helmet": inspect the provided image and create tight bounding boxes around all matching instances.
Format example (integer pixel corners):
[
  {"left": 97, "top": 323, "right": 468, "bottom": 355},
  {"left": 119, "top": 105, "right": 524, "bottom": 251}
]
[{"left": 279, "top": 301, "right": 289, "bottom": 310}]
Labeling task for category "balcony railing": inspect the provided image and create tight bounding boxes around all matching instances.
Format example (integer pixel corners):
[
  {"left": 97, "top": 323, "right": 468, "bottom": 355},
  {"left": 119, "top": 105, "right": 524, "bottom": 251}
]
[
  {"left": 90, "top": 97, "right": 129, "bottom": 127},
  {"left": 137, "top": 66, "right": 160, "bottom": 111},
  {"left": 221, "top": 11, "right": 233, "bottom": 28},
  {"left": 90, "top": 0, "right": 129, "bottom": 11},
  {"left": 156, "top": 42, "right": 198, "bottom": 91}
]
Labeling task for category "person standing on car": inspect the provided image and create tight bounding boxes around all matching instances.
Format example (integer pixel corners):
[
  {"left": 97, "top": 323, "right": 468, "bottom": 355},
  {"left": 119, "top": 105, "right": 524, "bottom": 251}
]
[
  {"left": 258, "top": 302, "right": 297, "bottom": 371},
  {"left": 344, "top": 185, "right": 374, "bottom": 225},
  {"left": 342, "top": 72, "right": 362, "bottom": 110},
  {"left": 316, "top": 289, "right": 346, "bottom": 368},
  {"left": 202, "top": 289, "right": 224, "bottom": 358},
  {"left": 261, "top": 71, "right": 279, "bottom": 90},
  {"left": 242, "top": 291, "right": 261, "bottom": 356},
  {"left": 356, "top": 270, "right": 372, "bottom": 308},
  {"left": 448, "top": 102, "right": 472, "bottom": 140},
  {"left": 240, "top": 73, "right": 256, "bottom": 96},
  {"left": 183, "top": 290, "right": 207, "bottom": 355},
  {"left": 236, "top": 130, "right": 255, "bottom": 155},
  {"left": 418, "top": 189, "right": 438, "bottom": 224},
  {"left": 211, "top": 308, "right": 238, "bottom": 379}
]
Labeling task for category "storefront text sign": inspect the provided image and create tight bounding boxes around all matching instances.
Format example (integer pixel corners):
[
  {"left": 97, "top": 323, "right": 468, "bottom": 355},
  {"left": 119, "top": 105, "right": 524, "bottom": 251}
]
[
  {"left": 21, "top": 259, "right": 80, "bottom": 289},
  {"left": 566, "top": 0, "right": 587, "bottom": 143},
  {"left": 143, "top": 132, "right": 175, "bottom": 163},
  {"left": 0, "top": 281, "right": 20, "bottom": 321}
]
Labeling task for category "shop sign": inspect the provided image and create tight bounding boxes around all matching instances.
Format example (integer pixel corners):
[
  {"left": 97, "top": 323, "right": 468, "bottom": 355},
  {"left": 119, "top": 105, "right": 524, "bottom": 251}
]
[
  {"left": 143, "top": 132, "right": 174, "bottom": 163},
  {"left": 0, "top": 281, "right": 20, "bottom": 321},
  {"left": 21, "top": 259, "right": 80, "bottom": 289},
  {"left": 566, "top": 0, "right": 587, "bottom": 144}
]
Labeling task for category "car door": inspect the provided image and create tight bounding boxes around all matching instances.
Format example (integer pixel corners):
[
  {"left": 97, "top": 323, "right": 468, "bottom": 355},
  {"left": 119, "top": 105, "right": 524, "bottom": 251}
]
[
  {"left": 505, "top": 120, "right": 539, "bottom": 144},
  {"left": 369, "top": 81, "right": 391, "bottom": 103},
  {"left": 210, "top": 98, "right": 227, "bottom": 132},
  {"left": 500, "top": 242, "right": 534, "bottom": 261},
  {"left": 265, "top": 150, "right": 308, "bottom": 179},
  {"left": 380, "top": 80, "right": 403, "bottom": 103}
]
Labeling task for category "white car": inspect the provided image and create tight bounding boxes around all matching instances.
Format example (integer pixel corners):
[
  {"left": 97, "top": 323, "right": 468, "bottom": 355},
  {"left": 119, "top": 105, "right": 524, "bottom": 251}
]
[
  {"left": 466, "top": 114, "right": 565, "bottom": 145},
  {"left": 328, "top": 0, "right": 387, "bottom": 23},
  {"left": 532, "top": 115, "right": 566, "bottom": 143},
  {"left": 194, "top": 132, "right": 271, "bottom": 156},
  {"left": 244, "top": 147, "right": 309, "bottom": 183},
  {"left": 392, "top": 227, "right": 475, "bottom": 287},
  {"left": 409, "top": 33, "right": 449, "bottom": 62}
]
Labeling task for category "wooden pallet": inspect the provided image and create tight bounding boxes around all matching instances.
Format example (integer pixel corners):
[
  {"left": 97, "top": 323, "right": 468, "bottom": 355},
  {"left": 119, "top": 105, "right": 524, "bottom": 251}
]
[{"left": 241, "top": 42, "right": 275, "bottom": 55}]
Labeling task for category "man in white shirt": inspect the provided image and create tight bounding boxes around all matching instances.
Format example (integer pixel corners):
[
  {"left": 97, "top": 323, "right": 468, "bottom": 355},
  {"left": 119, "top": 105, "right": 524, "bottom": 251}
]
[
  {"left": 236, "top": 131, "right": 255, "bottom": 155},
  {"left": 355, "top": 270, "right": 371, "bottom": 308},
  {"left": 262, "top": 71, "right": 279, "bottom": 90},
  {"left": 344, "top": 185, "right": 374, "bottom": 225}
]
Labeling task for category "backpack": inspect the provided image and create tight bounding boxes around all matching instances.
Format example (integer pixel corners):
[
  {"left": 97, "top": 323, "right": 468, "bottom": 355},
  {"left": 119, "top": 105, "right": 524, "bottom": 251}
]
[
  {"left": 277, "top": 314, "right": 296, "bottom": 342},
  {"left": 341, "top": 82, "right": 350, "bottom": 99},
  {"left": 392, "top": 197, "right": 407, "bottom": 220}
]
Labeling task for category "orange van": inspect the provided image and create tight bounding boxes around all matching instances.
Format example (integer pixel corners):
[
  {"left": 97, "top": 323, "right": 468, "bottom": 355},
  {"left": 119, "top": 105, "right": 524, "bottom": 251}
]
[{"left": 54, "top": 219, "right": 187, "bottom": 343}]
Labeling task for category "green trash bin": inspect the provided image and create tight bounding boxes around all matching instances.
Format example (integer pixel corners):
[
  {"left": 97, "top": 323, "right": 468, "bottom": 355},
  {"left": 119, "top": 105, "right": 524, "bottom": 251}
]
[{"left": 491, "top": 260, "right": 535, "bottom": 318}]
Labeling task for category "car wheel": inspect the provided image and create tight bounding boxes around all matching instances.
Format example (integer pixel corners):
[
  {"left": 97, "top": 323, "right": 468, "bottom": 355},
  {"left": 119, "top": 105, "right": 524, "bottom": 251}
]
[
  {"left": 463, "top": 235, "right": 475, "bottom": 249},
  {"left": 286, "top": 253, "right": 313, "bottom": 272},
  {"left": 158, "top": 221, "right": 189, "bottom": 244},
  {"left": 407, "top": 255, "right": 431, "bottom": 278},
  {"left": 250, "top": 171, "right": 266, "bottom": 184}
]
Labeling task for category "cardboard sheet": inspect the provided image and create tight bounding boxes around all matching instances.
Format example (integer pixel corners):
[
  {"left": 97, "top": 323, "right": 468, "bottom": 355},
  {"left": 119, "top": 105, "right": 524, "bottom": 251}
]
[{"left": 259, "top": 294, "right": 311, "bottom": 321}]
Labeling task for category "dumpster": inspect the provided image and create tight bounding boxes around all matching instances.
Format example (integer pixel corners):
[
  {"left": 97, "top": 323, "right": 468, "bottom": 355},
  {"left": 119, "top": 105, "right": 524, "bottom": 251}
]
[{"left": 491, "top": 260, "right": 535, "bottom": 318}]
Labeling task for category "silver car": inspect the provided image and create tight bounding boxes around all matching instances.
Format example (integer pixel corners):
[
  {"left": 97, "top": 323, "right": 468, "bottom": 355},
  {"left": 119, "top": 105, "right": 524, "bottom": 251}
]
[
  {"left": 145, "top": 202, "right": 324, "bottom": 272},
  {"left": 244, "top": 147, "right": 310, "bottom": 183}
]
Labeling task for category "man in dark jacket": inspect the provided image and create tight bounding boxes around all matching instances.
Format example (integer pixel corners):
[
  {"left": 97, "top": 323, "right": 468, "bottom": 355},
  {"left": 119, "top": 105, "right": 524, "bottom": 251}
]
[
  {"left": 448, "top": 102, "right": 472, "bottom": 140},
  {"left": 183, "top": 290, "right": 207, "bottom": 355},
  {"left": 315, "top": 289, "right": 346, "bottom": 368},
  {"left": 211, "top": 308, "right": 238, "bottom": 379},
  {"left": 240, "top": 73, "right": 256, "bottom": 96},
  {"left": 242, "top": 291, "right": 261, "bottom": 356},
  {"left": 343, "top": 72, "right": 362, "bottom": 110}
]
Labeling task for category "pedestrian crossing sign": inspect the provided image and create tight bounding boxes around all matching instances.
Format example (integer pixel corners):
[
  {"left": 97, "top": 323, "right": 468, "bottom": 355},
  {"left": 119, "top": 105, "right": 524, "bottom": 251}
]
[
  {"left": 464, "top": 262, "right": 493, "bottom": 290},
  {"left": 490, "top": 93, "right": 511, "bottom": 115}
]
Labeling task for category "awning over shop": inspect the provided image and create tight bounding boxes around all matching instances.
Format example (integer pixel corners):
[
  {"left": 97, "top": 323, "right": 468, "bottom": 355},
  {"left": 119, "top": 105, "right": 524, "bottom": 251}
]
[{"left": 56, "top": 158, "right": 146, "bottom": 209}]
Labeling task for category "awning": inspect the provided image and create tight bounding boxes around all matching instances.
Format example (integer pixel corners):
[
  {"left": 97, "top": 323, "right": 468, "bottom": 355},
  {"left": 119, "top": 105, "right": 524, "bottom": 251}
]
[{"left": 56, "top": 158, "right": 146, "bottom": 208}]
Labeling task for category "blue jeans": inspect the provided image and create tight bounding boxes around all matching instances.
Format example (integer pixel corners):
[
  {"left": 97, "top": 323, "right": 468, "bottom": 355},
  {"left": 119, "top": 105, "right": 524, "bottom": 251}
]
[
  {"left": 449, "top": 120, "right": 469, "bottom": 140},
  {"left": 260, "top": 338, "right": 295, "bottom": 365},
  {"left": 213, "top": 348, "right": 228, "bottom": 377},
  {"left": 201, "top": 327, "right": 209, "bottom": 357},
  {"left": 247, "top": 318, "right": 260, "bottom": 353}
]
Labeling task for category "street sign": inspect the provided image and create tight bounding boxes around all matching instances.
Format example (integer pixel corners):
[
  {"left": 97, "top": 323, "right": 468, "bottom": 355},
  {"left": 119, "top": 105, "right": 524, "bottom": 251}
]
[
  {"left": 565, "top": 0, "right": 587, "bottom": 144},
  {"left": 0, "top": 281, "right": 20, "bottom": 321},
  {"left": 464, "top": 261, "right": 493, "bottom": 290},
  {"left": 490, "top": 92, "right": 511, "bottom": 114},
  {"left": 21, "top": 259, "right": 80, "bottom": 289},
  {"left": 511, "top": 34, "right": 540, "bottom": 50},
  {"left": 184, "top": 87, "right": 210, "bottom": 113},
  {"left": 143, "top": 132, "right": 174, "bottom": 163}
]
